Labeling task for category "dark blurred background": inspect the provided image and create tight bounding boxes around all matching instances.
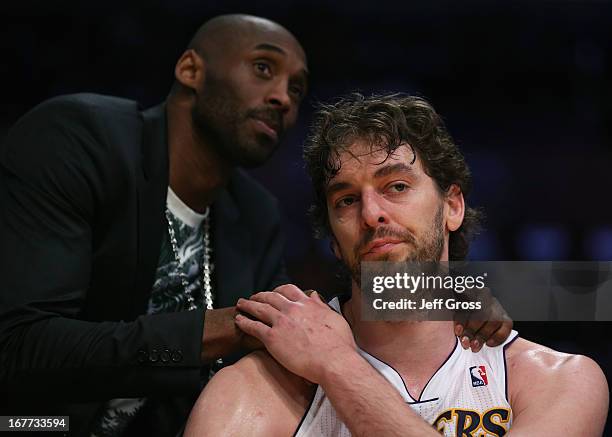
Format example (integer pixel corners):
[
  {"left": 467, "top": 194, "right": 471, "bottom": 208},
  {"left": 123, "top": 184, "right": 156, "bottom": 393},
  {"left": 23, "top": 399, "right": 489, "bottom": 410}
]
[{"left": 1, "top": 0, "right": 610, "bottom": 431}]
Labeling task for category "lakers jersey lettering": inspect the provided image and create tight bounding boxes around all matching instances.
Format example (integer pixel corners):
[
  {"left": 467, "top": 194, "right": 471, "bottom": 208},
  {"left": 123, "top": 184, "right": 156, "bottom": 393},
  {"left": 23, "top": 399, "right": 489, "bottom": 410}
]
[{"left": 433, "top": 408, "right": 511, "bottom": 436}]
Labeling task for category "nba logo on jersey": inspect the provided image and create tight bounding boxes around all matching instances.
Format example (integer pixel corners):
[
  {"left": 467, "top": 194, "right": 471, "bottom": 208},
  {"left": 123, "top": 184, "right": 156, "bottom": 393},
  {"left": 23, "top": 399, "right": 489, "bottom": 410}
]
[{"left": 469, "top": 365, "right": 488, "bottom": 387}]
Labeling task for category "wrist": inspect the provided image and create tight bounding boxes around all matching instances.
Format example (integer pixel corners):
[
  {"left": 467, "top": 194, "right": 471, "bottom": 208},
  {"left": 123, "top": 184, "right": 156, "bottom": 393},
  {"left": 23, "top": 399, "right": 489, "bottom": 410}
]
[
  {"left": 201, "top": 307, "right": 242, "bottom": 363},
  {"left": 317, "top": 345, "right": 363, "bottom": 387}
]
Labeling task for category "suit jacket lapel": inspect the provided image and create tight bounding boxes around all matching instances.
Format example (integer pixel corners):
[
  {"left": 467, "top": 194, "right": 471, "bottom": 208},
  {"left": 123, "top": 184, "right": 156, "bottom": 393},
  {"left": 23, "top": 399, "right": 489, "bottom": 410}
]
[
  {"left": 133, "top": 106, "right": 252, "bottom": 312},
  {"left": 212, "top": 184, "right": 252, "bottom": 308},
  {"left": 133, "top": 103, "right": 169, "bottom": 314}
]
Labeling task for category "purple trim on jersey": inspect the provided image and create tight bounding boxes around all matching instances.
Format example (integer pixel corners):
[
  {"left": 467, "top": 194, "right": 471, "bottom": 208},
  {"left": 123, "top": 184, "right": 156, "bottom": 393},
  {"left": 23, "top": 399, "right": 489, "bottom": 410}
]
[
  {"left": 292, "top": 385, "right": 319, "bottom": 437},
  {"left": 357, "top": 337, "right": 459, "bottom": 403},
  {"left": 503, "top": 333, "right": 520, "bottom": 402},
  {"left": 407, "top": 397, "right": 440, "bottom": 405},
  {"left": 416, "top": 336, "right": 459, "bottom": 402},
  {"left": 361, "top": 351, "right": 415, "bottom": 402},
  {"left": 327, "top": 295, "right": 461, "bottom": 403}
]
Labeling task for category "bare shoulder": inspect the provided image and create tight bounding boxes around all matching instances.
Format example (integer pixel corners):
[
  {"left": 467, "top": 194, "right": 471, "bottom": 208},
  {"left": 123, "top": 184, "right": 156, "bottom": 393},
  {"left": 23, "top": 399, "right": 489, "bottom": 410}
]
[
  {"left": 505, "top": 338, "right": 608, "bottom": 435},
  {"left": 228, "top": 349, "right": 315, "bottom": 403},
  {"left": 506, "top": 337, "right": 606, "bottom": 388},
  {"left": 184, "top": 351, "right": 315, "bottom": 437}
]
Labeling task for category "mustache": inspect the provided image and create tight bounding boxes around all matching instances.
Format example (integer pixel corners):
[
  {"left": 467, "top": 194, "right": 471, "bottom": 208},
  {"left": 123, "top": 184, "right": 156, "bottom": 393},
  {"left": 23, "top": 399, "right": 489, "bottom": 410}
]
[
  {"left": 246, "top": 107, "right": 285, "bottom": 137},
  {"left": 354, "top": 226, "right": 417, "bottom": 259}
]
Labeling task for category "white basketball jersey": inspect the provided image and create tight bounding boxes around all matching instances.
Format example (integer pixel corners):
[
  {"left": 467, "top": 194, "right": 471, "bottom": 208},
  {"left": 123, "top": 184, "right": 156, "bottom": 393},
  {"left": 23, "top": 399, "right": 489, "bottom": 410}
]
[{"left": 295, "top": 297, "right": 518, "bottom": 437}]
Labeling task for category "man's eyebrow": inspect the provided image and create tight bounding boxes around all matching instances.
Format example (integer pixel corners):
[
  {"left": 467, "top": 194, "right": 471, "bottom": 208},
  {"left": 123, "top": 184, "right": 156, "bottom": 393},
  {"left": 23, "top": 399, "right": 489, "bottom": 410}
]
[
  {"left": 326, "top": 163, "right": 416, "bottom": 196},
  {"left": 326, "top": 181, "right": 353, "bottom": 197},
  {"left": 254, "top": 43, "right": 287, "bottom": 55},
  {"left": 373, "top": 163, "right": 416, "bottom": 179}
]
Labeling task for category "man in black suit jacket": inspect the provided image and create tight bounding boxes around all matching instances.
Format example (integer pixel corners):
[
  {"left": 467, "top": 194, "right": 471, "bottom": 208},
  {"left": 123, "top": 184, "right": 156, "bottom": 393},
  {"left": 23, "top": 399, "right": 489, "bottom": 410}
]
[{"left": 0, "top": 14, "right": 308, "bottom": 436}]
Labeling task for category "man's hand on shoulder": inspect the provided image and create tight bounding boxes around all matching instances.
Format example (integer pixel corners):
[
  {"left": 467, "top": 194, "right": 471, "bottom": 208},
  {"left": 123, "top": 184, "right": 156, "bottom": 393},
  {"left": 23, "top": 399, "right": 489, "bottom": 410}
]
[
  {"left": 453, "top": 289, "right": 513, "bottom": 352},
  {"left": 235, "top": 284, "right": 358, "bottom": 384}
]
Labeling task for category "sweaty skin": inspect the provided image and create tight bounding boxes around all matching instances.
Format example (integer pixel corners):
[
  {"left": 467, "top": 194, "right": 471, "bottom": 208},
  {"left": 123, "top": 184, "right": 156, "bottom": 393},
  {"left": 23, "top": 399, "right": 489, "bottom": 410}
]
[
  {"left": 185, "top": 141, "right": 608, "bottom": 436},
  {"left": 185, "top": 328, "right": 608, "bottom": 436}
]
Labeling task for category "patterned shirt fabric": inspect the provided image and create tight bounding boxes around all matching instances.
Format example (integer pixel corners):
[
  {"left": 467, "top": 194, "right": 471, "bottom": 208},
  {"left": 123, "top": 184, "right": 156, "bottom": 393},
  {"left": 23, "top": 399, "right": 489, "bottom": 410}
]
[{"left": 90, "top": 188, "right": 209, "bottom": 437}]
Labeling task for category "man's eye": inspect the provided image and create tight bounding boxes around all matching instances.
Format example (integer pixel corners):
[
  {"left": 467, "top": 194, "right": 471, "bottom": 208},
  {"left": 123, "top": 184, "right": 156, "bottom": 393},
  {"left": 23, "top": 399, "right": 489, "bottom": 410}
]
[
  {"left": 254, "top": 62, "right": 272, "bottom": 77},
  {"left": 336, "top": 197, "right": 356, "bottom": 208},
  {"left": 389, "top": 183, "right": 409, "bottom": 193}
]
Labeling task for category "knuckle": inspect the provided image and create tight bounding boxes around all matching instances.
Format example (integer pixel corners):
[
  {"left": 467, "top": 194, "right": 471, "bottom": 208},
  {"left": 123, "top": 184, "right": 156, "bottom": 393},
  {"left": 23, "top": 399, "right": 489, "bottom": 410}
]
[
  {"left": 241, "top": 317, "right": 255, "bottom": 329},
  {"left": 463, "top": 329, "right": 475, "bottom": 338},
  {"left": 464, "top": 321, "right": 478, "bottom": 331},
  {"left": 245, "top": 301, "right": 259, "bottom": 312},
  {"left": 277, "top": 314, "right": 294, "bottom": 329},
  {"left": 257, "top": 291, "right": 274, "bottom": 302},
  {"left": 475, "top": 332, "right": 488, "bottom": 342},
  {"left": 264, "top": 328, "right": 277, "bottom": 342},
  {"left": 498, "top": 328, "right": 511, "bottom": 339},
  {"left": 255, "top": 303, "right": 271, "bottom": 317},
  {"left": 479, "top": 327, "right": 496, "bottom": 338},
  {"left": 276, "top": 314, "right": 289, "bottom": 327},
  {"left": 285, "top": 304, "right": 300, "bottom": 317},
  {"left": 239, "top": 323, "right": 254, "bottom": 335},
  {"left": 275, "top": 283, "right": 295, "bottom": 292}
]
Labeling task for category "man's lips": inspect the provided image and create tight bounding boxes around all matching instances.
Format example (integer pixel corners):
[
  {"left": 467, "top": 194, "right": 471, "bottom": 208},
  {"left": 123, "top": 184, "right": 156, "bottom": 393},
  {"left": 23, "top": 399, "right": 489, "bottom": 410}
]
[
  {"left": 251, "top": 117, "right": 280, "bottom": 141},
  {"left": 361, "top": 239, "right": 404, "bottom": 257}
]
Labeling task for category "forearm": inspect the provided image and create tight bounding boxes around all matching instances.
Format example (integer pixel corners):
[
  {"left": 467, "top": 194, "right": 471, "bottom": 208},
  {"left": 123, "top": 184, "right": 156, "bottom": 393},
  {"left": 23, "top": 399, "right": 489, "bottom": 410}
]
[
  {"left": 0, "top": 310, "right": 203, "bottom": 399},
  {"left": 320, "top": 351, "right": 439, "bottom": 437},
  {"left": 234, "top": 289, "right": 438, "bottom": 435},
  {"left": 201, "top": 307, "right": 262, "bottom": 363}
]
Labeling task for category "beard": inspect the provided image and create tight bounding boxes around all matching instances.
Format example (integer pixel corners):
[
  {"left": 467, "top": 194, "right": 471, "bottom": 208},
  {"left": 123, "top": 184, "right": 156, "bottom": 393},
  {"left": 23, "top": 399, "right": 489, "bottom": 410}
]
[
  {"left": 344, "top": 203, "right": 446, "bottom": 284},
  {"left": 191, "top": 72, "right": 285, "bottom": 168}
]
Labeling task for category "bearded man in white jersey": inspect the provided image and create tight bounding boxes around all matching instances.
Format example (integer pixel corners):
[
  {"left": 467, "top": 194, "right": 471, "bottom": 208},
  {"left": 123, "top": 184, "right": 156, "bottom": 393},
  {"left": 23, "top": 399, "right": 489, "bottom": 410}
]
[{"left": 184, "top": 93, "right": 609, "bottom": 436}]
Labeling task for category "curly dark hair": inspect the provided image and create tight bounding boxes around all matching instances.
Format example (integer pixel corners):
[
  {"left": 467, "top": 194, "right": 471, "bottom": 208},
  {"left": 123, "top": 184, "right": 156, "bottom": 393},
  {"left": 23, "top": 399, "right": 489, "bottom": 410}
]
[{"left": 303, "top": 92, "right": 483, "bottom": 261}]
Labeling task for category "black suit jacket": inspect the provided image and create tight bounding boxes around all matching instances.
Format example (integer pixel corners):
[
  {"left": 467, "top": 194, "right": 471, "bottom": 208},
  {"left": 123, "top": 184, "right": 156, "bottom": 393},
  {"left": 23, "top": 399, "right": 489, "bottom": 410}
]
[{"left": 0, "top": 94, "right": 288, "bottom": 434}]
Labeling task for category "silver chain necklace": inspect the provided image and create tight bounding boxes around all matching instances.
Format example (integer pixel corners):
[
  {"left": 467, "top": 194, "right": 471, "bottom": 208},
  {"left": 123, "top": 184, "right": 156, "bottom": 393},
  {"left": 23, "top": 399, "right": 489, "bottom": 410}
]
[
  {"left": 165, "top": 205, "right": 222, "bottom": 376},
  {"left": 165, "top": 206, "right": 214, "bottom": 311}
]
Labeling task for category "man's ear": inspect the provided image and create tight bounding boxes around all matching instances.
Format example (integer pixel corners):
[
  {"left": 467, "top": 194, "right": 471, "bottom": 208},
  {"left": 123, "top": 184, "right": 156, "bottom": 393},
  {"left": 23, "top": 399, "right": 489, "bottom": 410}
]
[
  {"left": 445, "top": 184, "right": 465, "bottom": 232},
  {"left": 174, "top": 49, "right": 205, "bottom": 93}
]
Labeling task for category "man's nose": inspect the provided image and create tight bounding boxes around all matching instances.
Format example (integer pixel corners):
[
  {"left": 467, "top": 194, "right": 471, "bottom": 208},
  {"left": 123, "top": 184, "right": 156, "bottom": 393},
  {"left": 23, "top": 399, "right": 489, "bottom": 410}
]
[
  {"left": 360, "top": 189, "right": 389, "bottom": 229},
  {"left": 265, "top": 79, "right": 291, "bottom": 114}
]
